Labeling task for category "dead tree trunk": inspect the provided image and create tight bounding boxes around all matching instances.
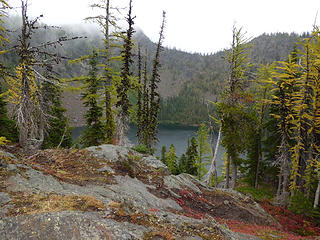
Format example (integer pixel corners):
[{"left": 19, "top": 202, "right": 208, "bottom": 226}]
[{"left": 206, "top": 125, "right": 221, "bottom": 186}]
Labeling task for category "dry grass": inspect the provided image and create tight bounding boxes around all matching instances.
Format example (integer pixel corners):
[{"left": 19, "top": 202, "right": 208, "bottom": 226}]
[
  {"left": 7, "top": 192, "right": 106, "bottom": 216},
  {"left": 22, "top": 149, "right": 115, "bottom": 185}
]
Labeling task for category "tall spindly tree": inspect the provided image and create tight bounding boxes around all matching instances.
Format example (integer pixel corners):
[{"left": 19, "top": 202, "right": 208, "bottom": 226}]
[
  {"left": 85, "top": 0, "right": 122, "bottom": 144},
  {"left": 196, "top": 123, "right": 211, "bottom": 180},
  {"left": 218, "top": 25, "right": 252, "bottom": 189},
  {"left": 271, "top": 51, "right": 298, "bottom": 205},
  {"left": 116, "top": 0, "right": 135, "bottom": 146},
  {"left": 141, "top": 51, "right": 150, "bottom": 146},
  {"left": 148, "top": 11, "right": 166, "bottom": 150},
  {"left": 136, "top": 45, "right": 143, "bottom": 143}
]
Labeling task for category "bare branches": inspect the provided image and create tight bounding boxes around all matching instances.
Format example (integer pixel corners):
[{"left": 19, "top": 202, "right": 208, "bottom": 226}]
[{"left": 7, "top": 0, "right": 78, "bottom": 149}]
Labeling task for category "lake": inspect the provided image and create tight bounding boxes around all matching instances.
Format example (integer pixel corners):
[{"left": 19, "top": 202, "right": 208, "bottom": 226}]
[{"left": 72, "top": 124, "right": 225, "bottom": 174}]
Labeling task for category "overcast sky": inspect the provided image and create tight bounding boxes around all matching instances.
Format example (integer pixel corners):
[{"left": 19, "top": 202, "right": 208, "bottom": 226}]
[{"left": 9, "top": 0, "right": 320, "bottom": 54}]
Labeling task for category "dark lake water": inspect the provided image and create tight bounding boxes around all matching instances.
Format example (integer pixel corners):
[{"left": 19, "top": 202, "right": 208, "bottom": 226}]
[{"left": 72, "top": 124, "right": 225, "bottom": 174}]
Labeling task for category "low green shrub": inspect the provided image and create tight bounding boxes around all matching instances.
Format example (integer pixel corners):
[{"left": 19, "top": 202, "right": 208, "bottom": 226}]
[
  {"left": 132, "top": 144, "right": 150, "bottom": 154},
  {"left": 236, "top": 184, "right": 274, "bottom": 202},
  {"left": 288, "top": 191, "right": 313, "bottom": 216}
]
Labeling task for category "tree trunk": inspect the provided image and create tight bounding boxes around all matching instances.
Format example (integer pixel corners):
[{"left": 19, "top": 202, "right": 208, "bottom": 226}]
[
  {"left": 117, "top": 117, "right": 125, "bottom": 146},
  {"left": 206, "top": 125, "right": 221, "bottom": 186},
  {"left": 116, "top": 115, "right": 131, "bottom": 147},
  {"left": 254, "top": 132, "right": 262, "bottom": 188},
  {"left": 276, "top": 169, "right": 282, "bottom": 199},
  {"left": 19, "top": 127, "right": 28, "bottom": 150},
  {"left": 225, "top": 154, "right": 230, "bottom": 189},
  {"left": 276, "top": 137, "right": 290, "bottom": 206},
  {"left": 231, "top": 156, "right": 237, "bottom": 190},
  {"left": 314, "top": 176, "right": 320, "bottom": 209},
  {"left": 104, "top": 0, "right": 114, "bottom": 143},
  {"left": 282, "top": 146, "right": 290, "bottom": 202},
  {"left": 34, "top": 116, "right": 44, "bottom": 149}
]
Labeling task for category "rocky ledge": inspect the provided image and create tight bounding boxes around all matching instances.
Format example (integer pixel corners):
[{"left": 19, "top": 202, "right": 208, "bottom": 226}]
[{"left": 0, "top": 144, "right": 279, "bottom": 240}]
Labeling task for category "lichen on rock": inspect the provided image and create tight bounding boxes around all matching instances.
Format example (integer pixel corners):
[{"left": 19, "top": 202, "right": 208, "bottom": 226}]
[{"left": 0, "top": 145, "right": 282, "bottom": 239}]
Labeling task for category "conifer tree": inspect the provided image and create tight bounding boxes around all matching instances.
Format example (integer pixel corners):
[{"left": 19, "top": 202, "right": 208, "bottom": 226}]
[
  {"left": 160, "top": 145, "right": 166, "bottom": 164},
  {"left": 85, "top": 0, "right": 121, "bottom": 144},
  {"left": 41, "top": 79, "right": 72, "bottom": 149},
  {"left": 141, "top": 52, "right": 150, "bottom": 147},
  {"left": 116, "top": 0, "right": 135, "bottom": 145},
  {"left": 291, "top": 30, "right": 320, "bottom": 206},
  {"left": 178, "top": 153, "right": 187, "bottom": 174},
  {"left": 243, "top": 63, "right": 275, "bottom": 188},
  {"left": 271, "top": 52, "right": 298, "bottom": 205},
  {"left": 165, "top": 144, "right": 178, "bottom": 175},
  {"left": 136, "top": 46, "right": 143, "bottom": 143},
  {"left": 308, "top": 30, "right": 320, "bottom": 208},
  {"left": 80, "top": 50, "right": 106, "bottom": 147},
  {"left": 289, "top": 42, "right": 312, "bottom": 194},
  {"left": 148, "top": 11, "right": 165, "bottom": 150},
  {"left": 218, "top": 25, "right": 252, "bottom": 189},
  {"left": 196, "top": 123, "right": 211, "bottom": 180},
  {"left": 185, "top": 137, "right": 198, "bottom": 176}
]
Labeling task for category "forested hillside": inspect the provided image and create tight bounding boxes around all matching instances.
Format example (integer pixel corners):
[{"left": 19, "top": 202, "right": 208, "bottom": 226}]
[
  {"left": 159, "top": 32, "right": 301, "bottom": 124},
  {"left": 1, "top": 16, "right": 301, "bottom": 125}
]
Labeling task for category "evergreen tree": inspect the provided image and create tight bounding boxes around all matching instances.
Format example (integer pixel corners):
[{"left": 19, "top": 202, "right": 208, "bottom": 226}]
[
  {"left": 41, "top": 79, "right": 72, "bottom": 149},
  {"left": 141, "top": 52, "right": 150, "bottom": 147},
  {"left": 148, "top": 11, "right": 165, "bottom": 150},
  {"left": 165, "top": 144, "right": 178, "bottom": 175},
  {"left": 196, "top": 123, "right": 211, "bottom": 180},
  {"left": 185, "top": 137, "right": 198, "bottom": 176},
  {"left": 116, "top": 0, "right": 135, "bottom": 145},
  {"left": 136, "top": 46, "right": 143, "bottom": 143},
  {"left": 178, "top": 153, "right": 187, "bottom": 174},
  {"left": 160, "top": 145, "right": 166, "bottom": 164},
  {"left": 80, "top": 50, "right": 106, "bottom": 147},
  {"left": 218, "top": 25, "right": 252, "bottom": 189},
  {"left": 85, "top": 0, "right": 121, "bottom": 144}
]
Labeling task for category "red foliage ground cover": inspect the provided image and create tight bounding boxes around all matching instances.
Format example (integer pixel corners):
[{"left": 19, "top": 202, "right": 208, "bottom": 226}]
[
  {"left": 216, "top": 217, "right": 318, "bottom": 240},
  {"left": 260, "top": 200, "right": 320, "bottom": 238}
]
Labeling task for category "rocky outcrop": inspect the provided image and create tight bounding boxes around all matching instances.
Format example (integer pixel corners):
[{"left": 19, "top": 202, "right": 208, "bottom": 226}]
[{"left": 0, "top": 145, "right": 277, "bottom": 240}]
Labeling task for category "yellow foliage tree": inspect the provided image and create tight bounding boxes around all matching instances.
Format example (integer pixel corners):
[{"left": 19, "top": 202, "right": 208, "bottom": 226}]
[{"left": 271, "top": 52, "right": 298, "bottom": 205}]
